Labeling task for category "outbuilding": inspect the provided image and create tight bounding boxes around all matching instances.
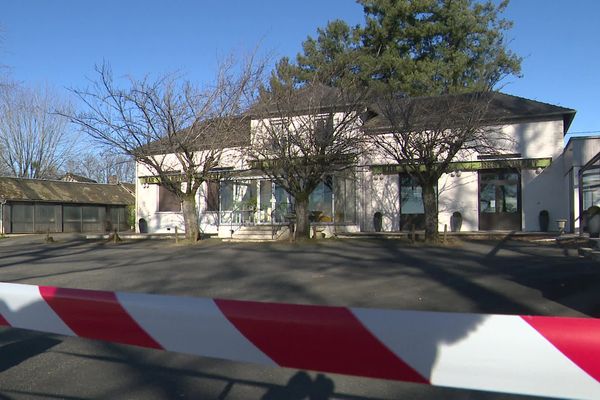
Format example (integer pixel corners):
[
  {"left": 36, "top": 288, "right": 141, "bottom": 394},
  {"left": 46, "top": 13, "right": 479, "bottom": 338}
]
[{"left": 0, "top": 177, "right": 134, "bottom": 234}]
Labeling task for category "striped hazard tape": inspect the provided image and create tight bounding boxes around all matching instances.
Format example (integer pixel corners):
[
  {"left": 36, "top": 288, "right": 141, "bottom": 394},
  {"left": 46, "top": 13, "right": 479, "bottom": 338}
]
[{"left": 0, "top": 282, "right": 598, "bottom": 399}]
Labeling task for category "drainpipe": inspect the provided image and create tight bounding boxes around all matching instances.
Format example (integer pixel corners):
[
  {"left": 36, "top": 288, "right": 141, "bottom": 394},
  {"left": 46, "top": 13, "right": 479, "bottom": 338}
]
[
  {"left": 0, "top": 198, "right": 6, "bottom": 235},
  {"left": 578, "top": 167, "right": 584, "bottom": 235}
]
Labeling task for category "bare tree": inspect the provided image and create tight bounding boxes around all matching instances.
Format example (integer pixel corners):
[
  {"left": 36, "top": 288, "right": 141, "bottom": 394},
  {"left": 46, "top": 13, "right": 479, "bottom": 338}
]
[
  {"left": 65, "top": 149, "right": 135, "bottom": 184},
  {"left": 369, "top": 91, "right": 511, "bottom": 241},
  {"left": 248, "top": 79, "right": 367, "bottom": 239},
  {"left": 0, "top": 85, "right": 76, "bottom": 179},
  {"left": 67, "top": 58, "right": 263, "bottom": 242}
]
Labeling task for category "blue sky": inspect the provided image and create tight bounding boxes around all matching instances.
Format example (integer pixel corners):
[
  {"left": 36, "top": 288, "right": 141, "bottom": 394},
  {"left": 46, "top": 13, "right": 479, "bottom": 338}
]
[{"left": 1, "top": 0, "right": 598, "bottom": 140}]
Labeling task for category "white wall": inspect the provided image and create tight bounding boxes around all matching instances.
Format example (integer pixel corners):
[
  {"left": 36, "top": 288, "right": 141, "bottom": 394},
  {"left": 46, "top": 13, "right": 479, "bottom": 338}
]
[
  {"left": 366, "top": 118, "right": 568, "bottom": 232},
  {"left": 510, "top": 119, "right": 569, "bottom": 231},
  {"left": 438, "top": 171, "right": 479, "bottom": 231},
  {"left": 506, "top": 119, "right": 564, "bottom": 159},
  {"left": 135, "top": 180, "right": 185, "bottom": 234},
  {"left": 521, "top": 157, "right": 569, "bottom": 231},
  {"left": 135, "top": 148, "right": 246, "bottom": 234},
  {"left": 359, "top": 170, "right": 400, "bottom": 232},
  {"left": 136, "top": 115, "right": 572, "bottom": 234}
]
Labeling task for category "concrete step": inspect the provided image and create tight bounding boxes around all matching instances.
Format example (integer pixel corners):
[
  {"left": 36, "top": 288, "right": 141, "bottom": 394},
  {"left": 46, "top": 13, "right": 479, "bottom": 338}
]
[{"left": 228, "top": 225, "right": 290, "bottom": 241}]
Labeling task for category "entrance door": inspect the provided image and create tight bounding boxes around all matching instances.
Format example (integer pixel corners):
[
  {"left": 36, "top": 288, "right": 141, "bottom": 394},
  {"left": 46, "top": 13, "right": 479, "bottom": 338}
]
[
  {"left": 479, "top": 170, "right": 521, "bottom": 231},
  {"left": 399, "top": 175, "right": 427, "bottom": 230}
]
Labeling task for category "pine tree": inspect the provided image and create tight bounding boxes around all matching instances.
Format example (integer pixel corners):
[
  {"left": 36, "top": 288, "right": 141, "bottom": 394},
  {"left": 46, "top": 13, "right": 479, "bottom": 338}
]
[{"left": 273, "top": 0, "right": 522, "bottom": 241}]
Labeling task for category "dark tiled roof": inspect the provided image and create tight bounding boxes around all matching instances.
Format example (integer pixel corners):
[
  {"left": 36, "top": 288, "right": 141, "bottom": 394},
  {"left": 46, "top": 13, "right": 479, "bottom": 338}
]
[
  {"left": 0, "top": 177, "right": 134, "bottom": 205},
  {"left": 119, "top": 183, "right": 135, "bottom": 195},
  {"left": 248, "top": 84, "right": 359, "bottom": 116},
  {"left": 140, "top": 91, "right": 576, "bottom": 154},
  {"left": 362, "top": 92, "right": 576, "bottom": 134},
  {"left": 140, "top": 116, "right": 251, "bottom": 155}
]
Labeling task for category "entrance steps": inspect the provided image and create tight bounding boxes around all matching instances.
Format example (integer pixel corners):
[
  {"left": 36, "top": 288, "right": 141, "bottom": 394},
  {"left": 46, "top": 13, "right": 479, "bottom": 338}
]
[{"left": 221, "top": 225, "right": 290, "bottom": 242}]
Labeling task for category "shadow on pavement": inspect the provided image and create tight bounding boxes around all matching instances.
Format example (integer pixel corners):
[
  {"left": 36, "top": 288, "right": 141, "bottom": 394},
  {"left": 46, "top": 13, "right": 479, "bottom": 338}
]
[
  {"left": 0, "top": 330, "right": 62, "bottom": 373},
  {"left": 261, "top": 371, "right": 334, "bottom": 400}
]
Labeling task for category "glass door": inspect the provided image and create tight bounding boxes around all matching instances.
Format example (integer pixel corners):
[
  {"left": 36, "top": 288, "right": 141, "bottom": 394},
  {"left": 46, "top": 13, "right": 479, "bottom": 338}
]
[
  {"left": 399, "top": 175, "right": 433, "bottom": 230},
  {"left": 479, "top": 169, "right": 521, "bottom": 230}
]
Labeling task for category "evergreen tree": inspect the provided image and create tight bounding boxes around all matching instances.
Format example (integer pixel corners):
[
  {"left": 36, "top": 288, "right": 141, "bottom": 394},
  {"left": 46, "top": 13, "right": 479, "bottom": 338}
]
[
  {"left": 274, "top": 0, "right": 522, "bottom": 241},
  {"left": 293, "top": 0, "right": 521, "bottom": 93}
]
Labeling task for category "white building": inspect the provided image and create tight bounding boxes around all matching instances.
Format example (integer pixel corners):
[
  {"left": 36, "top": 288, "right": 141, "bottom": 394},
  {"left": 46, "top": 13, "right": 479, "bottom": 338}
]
[
  {"left": 563, "top": 136, "right": 600, "bottom": 233},
  {"left": 135, "top": 92, "right": 580, "bottom": 237}
]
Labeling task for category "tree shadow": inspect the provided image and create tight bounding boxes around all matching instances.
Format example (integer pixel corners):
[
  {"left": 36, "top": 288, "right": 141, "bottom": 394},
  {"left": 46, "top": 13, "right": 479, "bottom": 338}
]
[
  {"left": 0, "top": 329, "right": 62, "bottom": 372},
  {"left": 48, "top": 345, "right": 387, "bottom": 400},
  {"left": 261, "top": 371, "right": 334, "bottom": 400},
  {"left": 478, "top": 238, "right": 600, "bottom": 317},
  {"left": 0, "top": 238, "right": 595, "bottom": 398}
]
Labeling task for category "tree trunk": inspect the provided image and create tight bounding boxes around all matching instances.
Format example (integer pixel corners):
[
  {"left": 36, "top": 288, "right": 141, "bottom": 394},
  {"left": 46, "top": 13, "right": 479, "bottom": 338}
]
[
  {"left": 422, "top": 182, "right": 439, "bottom": 242},
  {"left": 182, "top": 195, "right": 200, "bottom": 242},
  {"left": 295, "top": 197, "right": 310, "bottom": 240}
]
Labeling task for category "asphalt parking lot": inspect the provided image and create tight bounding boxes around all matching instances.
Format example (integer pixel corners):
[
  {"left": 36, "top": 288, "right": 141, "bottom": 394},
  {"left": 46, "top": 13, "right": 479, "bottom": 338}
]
[{"left": 0, "top": 235, "right": 598, "bottom": 399}]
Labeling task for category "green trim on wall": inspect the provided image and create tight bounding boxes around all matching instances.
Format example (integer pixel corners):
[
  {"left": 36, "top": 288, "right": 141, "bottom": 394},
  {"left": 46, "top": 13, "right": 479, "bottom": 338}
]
[
  {"left": 371, "top": 158, "right": 552, "bottom": 175},
  {"left": 138, "top": 175, "right": 188, "bottom": 185}
]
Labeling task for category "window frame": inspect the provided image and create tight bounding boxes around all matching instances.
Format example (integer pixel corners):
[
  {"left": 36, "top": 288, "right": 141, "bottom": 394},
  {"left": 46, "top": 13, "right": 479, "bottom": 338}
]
[{"left": 157, "top": 185, "right": 182, "bottom": 213}]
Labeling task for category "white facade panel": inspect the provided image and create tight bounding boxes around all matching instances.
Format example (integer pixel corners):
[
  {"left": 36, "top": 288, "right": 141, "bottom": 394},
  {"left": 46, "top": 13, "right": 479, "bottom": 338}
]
[
  {"left": 135, "top": 97, "right": 586, "bottom": 236},
  {"left": 437, "top": 172, "right": 479, "bottom": 232},
  {"left": 521, "top": 159, "right": 569, "bottom": 232}
]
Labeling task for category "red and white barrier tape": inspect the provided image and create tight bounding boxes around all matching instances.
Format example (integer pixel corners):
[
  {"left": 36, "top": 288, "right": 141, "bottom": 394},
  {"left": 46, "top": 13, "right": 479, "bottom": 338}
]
[{"left": 0, "top": 282, "right": 598, "bottom": 399}]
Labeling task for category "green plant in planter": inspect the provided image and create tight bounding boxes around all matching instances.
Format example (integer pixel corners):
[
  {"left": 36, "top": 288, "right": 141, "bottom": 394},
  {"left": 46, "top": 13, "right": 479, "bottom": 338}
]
[{"left": 587, "top": 205, "right": 600, "bottom": 238}]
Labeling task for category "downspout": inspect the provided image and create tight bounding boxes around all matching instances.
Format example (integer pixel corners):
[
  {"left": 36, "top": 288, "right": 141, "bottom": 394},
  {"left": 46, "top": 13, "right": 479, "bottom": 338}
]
[
  {"left": 578, "top": 167, "right": 584, "bottom": 235},
  {"left": 0, "top": 199, "right": 6, "bottom": 235},
  {"left": 135, "top": 163, "right": 139, "bottom": 233}
]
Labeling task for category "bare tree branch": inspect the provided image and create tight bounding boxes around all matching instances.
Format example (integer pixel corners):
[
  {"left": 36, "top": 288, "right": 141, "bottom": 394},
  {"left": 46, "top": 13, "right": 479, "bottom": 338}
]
[
  {"left": 368, "top": 90, "right": 513, "bottom": 241},
  {"left": 247, "top": 74, "right": 369, "bottom": 239},
  {"left": 65, "top": 56, "right": 265, "bottom": 241},
  {"left": 0, "top": 85, "right": 76, "bottom": 179}
]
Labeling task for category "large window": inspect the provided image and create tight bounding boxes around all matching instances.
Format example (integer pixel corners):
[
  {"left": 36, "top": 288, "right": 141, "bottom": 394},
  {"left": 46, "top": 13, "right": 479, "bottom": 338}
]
[
  {"left": 309, "top": 177, "right": 333, "bottom": 221},
  {"left": 220, "top": 181, "right": 234, "bottom": 212},
  {"left": 479, "top": 171, "right": 520, "bottom": 214},
  {"left": 478, "top": 169, "right": 521, "bottom": 231},
  {"left": 581, "top": 165, "right": 600, "bottom": 210},
  {"left": 400, "top": 175, "right": 425, "bottom": 214},
  {"left": 399, "top": 175, "right": 436, "bottom": 230},
  {"left": 158, "top": 186, "right": 181, "bottom": 212},
  {"left": 334, "top": 175, "right": 356, "bottom": 224}
]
